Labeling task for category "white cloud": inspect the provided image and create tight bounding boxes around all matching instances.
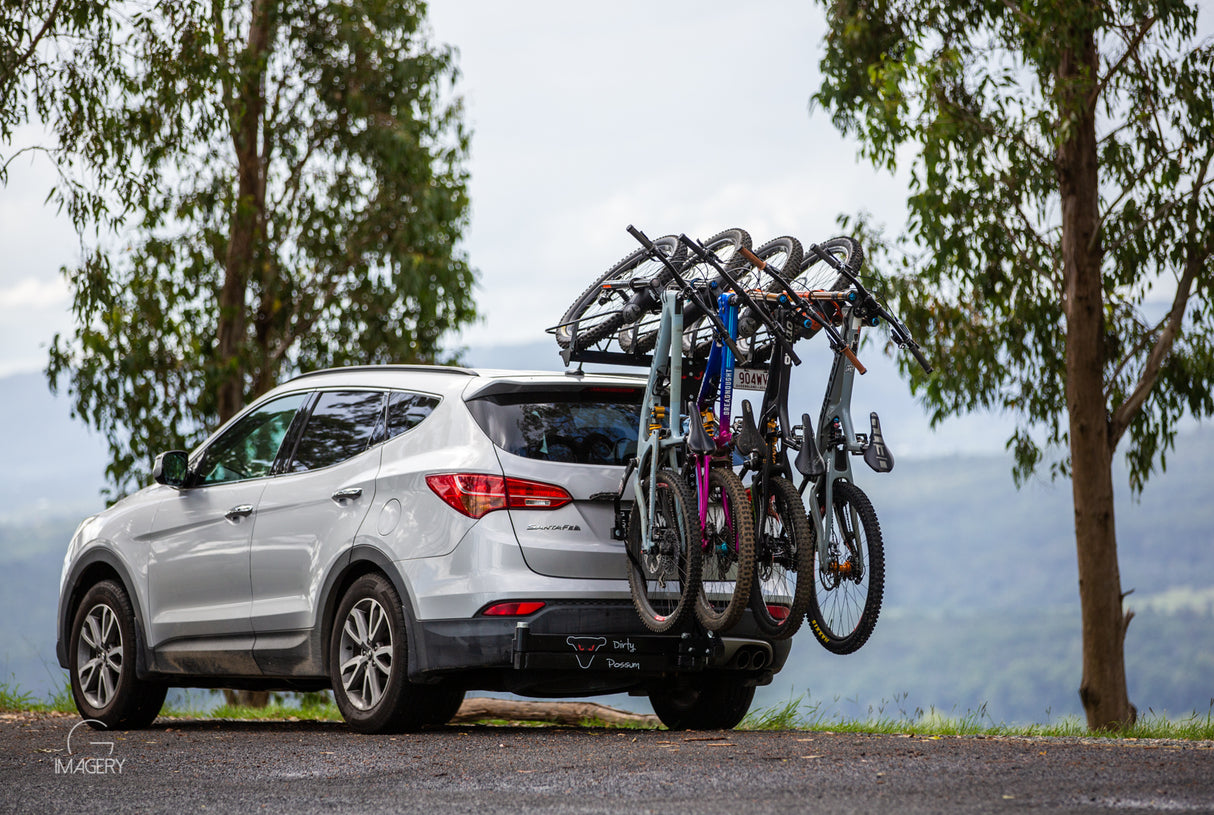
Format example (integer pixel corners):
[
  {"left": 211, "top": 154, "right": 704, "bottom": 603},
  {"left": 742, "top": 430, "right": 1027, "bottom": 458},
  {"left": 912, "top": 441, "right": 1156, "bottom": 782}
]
[{"left": 0, "top": 276, "right": 70, "bottom": 309}]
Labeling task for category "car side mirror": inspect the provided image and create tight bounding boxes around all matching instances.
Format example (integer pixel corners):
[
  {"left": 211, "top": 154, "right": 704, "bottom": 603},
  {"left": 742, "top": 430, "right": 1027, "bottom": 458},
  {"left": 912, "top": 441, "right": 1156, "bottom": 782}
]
[{"left": 152, "top": 451, "right": 191, "bottom": 488}]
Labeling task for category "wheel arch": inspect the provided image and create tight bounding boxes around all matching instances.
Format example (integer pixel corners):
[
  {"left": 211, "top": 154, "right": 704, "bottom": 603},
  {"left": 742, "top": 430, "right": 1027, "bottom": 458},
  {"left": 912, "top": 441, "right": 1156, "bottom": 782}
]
[
  {"left": 57, "top": 550, "right": 152, "bottom": 678},
  {"left": 318, "top": 545, "right": 427, "bottom": 680}
]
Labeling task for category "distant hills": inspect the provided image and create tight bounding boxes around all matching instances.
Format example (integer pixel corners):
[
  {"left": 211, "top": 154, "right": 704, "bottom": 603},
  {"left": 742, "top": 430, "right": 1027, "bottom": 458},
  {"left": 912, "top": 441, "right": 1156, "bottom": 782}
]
[{"left": 1, "top": 354, "right": 1210, "bottom": 724}]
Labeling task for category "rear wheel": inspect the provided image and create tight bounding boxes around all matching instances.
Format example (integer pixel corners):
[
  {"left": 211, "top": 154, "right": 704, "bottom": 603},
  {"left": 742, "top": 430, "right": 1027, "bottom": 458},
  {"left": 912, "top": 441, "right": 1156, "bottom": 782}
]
[
  {"left": 626, "top": 469, "right": 701, "bottom": 633},
  {"left": 330, "top": 573, "right": 440, "bottom": 733},
  {"left": 420, "top": 685, "right": 467, "bottom": 727},
  {"left": 750, "top": 475, "right": 812, "bottom": 639},
  {"left": 649, "top": 677, "right": 755, "bottom": 730},
  {"left": 694, "top": 467, "right": 755, "bottom": 632},
  {"left": 556, "top": 235, "right": 684, "bottom": 349},
  {"left": 806, "top": 480, "right": 884, "bottom": 654},
  {"left": 783, "top": 236, "right": 862, "bottom": 296},
  {"left": 69, "top": 580, "right": 166, "bottom": 729}
]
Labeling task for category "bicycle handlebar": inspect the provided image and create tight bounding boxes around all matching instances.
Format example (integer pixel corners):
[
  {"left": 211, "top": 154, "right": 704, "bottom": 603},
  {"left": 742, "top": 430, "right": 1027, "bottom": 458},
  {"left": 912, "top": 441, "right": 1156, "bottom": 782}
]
[
  {"left": 626, "top": 225, "right": 747, "bottom": 362},
  {"left": 678, "top": 235, "right": 801, "bottom": 367},
  {"left": 804, "top": 243, "right": 934, "bottom": 375},
  {"left": 739, "top": 246, "right": 865, "bottom": 374}
]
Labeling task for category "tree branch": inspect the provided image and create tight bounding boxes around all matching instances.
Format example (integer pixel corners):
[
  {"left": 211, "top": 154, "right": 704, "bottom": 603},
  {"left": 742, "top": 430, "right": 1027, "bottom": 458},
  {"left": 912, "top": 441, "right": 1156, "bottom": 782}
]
[
  {"left": 1108, "top": 149, "right": 1213, "bottom": 448},
  {"left": 0, "top": 0, "right": 66, "bottom": 89},
  {"left": 1103, "top": 311, "right": 1163, "bottom": 402},
  {"left": 1089, "top": 14, "right": 1155, "bottom": 108}
]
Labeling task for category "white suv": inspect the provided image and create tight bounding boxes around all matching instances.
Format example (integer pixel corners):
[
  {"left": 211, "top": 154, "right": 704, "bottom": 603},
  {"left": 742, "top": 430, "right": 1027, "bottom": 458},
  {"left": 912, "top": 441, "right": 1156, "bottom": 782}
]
[{"left": 56, "top": 365, "right": 790, "bottom": 732}]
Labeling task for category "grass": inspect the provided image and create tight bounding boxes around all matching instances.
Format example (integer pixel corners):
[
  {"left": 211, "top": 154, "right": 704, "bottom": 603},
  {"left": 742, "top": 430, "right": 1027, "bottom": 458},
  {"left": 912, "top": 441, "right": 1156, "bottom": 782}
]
[
  {"left": 5, "top": 679, "right": 1213, "bottom": 740},
  {"left": 0, "top": 678, "right": 76, "bottom": 714},
  {"left": 739, "top": 691, "right": 1214, "bottom": 740}
]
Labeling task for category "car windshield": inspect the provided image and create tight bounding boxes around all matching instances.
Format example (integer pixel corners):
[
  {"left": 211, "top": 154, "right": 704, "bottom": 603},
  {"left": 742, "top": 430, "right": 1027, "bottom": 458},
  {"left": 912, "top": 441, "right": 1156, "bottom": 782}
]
[{"left": 467, "top": 387, "right": 641, "bottom": 466}]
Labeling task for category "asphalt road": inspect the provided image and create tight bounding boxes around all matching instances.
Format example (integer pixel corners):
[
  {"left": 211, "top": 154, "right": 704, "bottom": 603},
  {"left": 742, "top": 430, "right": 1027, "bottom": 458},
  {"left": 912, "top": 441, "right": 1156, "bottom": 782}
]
[{"left": 3, "top": 712, "right": 1213, "bottom": 814}]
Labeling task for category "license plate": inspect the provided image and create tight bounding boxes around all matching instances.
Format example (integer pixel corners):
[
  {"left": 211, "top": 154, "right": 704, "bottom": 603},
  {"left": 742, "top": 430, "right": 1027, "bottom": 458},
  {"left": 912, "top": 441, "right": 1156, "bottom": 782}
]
[{"left": 733, "top": 367, "right": 768, "bottom": 392}]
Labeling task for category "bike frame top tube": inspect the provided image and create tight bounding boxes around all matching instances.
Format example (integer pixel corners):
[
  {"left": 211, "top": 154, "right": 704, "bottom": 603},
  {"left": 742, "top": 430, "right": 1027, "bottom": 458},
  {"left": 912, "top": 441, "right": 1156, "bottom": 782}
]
[{"left": 696, "top": 292, "right": 738, "bottom": 449}]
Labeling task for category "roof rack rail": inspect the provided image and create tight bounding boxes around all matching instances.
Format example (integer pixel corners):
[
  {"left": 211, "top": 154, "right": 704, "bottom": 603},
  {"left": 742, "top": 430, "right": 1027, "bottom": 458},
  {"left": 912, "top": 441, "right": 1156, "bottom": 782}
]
[{"left": 286, "top": 364, "right": 480, "bottom": 383}]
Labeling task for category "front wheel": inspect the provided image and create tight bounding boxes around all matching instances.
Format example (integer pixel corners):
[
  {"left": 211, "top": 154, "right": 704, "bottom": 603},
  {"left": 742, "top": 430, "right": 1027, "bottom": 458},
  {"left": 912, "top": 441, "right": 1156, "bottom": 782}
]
[
  {"left": 806, "top": 480, "right": 884, "bottom": 654},
  {"left": 556, "top": 235, "right": 684, "bottom": 349},
  {"left": 69, "top": 580, "right": 167, "bottom": 729}
]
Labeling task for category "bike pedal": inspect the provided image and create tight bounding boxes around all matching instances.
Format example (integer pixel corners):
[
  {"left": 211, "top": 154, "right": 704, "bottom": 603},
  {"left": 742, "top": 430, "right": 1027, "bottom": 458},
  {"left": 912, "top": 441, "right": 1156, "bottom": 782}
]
[{"left": 863, "top": 411, "right": 895, "bottom": 473}]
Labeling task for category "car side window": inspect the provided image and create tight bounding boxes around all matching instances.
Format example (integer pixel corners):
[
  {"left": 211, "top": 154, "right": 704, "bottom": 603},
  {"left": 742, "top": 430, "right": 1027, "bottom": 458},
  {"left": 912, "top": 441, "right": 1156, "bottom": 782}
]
[
  {"left": 287, "top": 390, "right": 387, "bottom": 473},
  {"left": 197, "top": 394, "right": 308, "bottom": 485},
  {"left": 386, "top": 391, "right": 440, "bottom": 440}
]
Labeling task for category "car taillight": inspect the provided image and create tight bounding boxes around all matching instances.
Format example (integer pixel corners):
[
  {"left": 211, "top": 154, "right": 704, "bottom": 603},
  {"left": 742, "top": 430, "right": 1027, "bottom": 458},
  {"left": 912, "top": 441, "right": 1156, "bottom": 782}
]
[
  {"left": 766, "top": 604, "right": 791, "bottom": 621},
  {"left": 481, "top": 601, "right": 546, "bottom": 617},
  {"left": 425, "top": 474, "right": 572, "bottom": 518}
]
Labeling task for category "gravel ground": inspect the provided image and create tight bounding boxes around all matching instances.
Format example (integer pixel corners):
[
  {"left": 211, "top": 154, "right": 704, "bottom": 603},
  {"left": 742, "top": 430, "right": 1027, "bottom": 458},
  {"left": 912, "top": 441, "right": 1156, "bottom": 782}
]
[{"left": 3, "top": 712, "right": 1213, "bottom": 814}]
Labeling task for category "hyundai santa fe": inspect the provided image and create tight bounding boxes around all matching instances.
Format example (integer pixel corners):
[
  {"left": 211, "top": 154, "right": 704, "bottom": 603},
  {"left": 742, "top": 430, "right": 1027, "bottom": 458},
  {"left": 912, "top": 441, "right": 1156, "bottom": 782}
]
[{"left": 57, "top": 365, "right": 791, "bottom": 733}]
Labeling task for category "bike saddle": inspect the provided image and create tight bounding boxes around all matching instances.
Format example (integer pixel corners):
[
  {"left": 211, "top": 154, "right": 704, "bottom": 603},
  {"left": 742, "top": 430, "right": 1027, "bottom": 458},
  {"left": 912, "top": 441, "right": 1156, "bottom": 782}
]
[
  {"left": 795, "top": 413, "right": 827, "bottom": 478},
  {"left": 686, "top": 401, "right": 716, "bottom": 456},
  {"left": 734, "top": 401, "right": 767, "bottom": 461}
]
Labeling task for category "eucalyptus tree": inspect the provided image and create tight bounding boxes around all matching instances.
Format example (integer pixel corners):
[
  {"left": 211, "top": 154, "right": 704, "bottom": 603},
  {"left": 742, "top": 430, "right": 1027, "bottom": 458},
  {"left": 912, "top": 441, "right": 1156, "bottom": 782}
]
[
  {"left": 813, "top": 0, "right": 1214, "bottom": 729},
  {"left": 8, "top": 0, "right": 474, "bottom": 495}
]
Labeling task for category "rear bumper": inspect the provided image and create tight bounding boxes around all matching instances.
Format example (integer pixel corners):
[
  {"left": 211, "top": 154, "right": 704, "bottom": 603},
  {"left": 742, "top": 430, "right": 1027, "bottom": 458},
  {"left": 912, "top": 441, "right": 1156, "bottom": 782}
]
[{"left": 409, "top": 600, "right": 790, "bottom": 696}]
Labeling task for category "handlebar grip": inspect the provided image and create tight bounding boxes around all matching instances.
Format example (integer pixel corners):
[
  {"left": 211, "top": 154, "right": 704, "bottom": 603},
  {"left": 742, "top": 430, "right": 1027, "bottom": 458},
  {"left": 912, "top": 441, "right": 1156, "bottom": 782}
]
[
  {"left": 626, "top": 224, "right": 657, "bottom": 253},
  {"left": 739, "top": 247, "right": 765, "bottom": 270},
  {"left": 909, "top": 343, "right": 933, "bottom": 374},
  {"left": 841, "top": 345, "right": 867, "bottom": 375}
]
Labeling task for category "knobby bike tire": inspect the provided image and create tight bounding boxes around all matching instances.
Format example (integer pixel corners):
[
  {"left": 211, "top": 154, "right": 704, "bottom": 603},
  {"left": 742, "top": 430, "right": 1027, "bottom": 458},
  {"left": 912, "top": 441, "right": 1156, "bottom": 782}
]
[
  {"left": 731, "top": 235, "right": 806, "bottom": 358},
  {"left": 694, "top": 466, "right": 756, "bottom": 632},
  {"left": 806, "top": 479, "right": 884, "bottom": 654},
  {"left": 620, "top": 227, "right": 751, "bottom": 355},
  {"left": 555, "top": 235, "right": 685, "bottom": 349},
  {"left": 749, "top": 474, "right": 813, "bottom": 639},
  {"left": 626, "top": 468, "right": 702, "bottom": 633},
  {"left": 782, "top": 235, "right": 863, "bottom": 296}
]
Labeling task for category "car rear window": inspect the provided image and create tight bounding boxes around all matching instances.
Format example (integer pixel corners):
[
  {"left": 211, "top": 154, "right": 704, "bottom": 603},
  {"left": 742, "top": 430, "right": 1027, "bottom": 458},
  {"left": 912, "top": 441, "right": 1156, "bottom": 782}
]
[{"left": 467, "top": 388, "right": 642, "bottom": 465}]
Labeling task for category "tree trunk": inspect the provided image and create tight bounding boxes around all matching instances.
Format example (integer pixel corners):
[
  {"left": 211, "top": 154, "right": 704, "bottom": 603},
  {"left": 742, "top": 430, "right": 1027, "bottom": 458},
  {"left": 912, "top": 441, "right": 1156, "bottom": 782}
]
[
  {"left": 215, "top": 0, "right": 275, "bottom": 424},
  {"left": 1057, "top": 17, "right": 1135, "bottom": 731},
  {"left": 217, "top": 3, "right": 276, "bottom": 713}
]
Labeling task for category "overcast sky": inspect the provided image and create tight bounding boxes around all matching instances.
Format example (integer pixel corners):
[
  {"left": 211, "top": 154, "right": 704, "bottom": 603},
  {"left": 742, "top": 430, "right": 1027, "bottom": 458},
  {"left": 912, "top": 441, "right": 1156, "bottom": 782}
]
[
  {"left": 9, "top": 2, "right": 1205, "bottom": 457},
  {"left": 0, "top": 2, "right": 913, "bottom": 370}
]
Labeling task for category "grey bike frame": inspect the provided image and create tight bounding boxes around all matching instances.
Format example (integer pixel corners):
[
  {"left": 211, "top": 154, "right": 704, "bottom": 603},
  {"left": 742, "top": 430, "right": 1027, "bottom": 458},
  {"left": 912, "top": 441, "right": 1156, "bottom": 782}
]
[
  {"left": 632, "top": 289, "right": 687, "bottom": 552},
  {"left": 805, "top": 302, "right": 869, "bottom": 570}
]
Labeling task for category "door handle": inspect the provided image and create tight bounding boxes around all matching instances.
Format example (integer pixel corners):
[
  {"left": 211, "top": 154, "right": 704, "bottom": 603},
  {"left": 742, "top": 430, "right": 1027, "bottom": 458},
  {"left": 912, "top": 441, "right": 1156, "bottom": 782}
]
[
  {"left": 331, "top": 487, "right": 363, "bottom": 504},
  {"left": 225, "top": 504, "right": 254, "bottom": 522}
]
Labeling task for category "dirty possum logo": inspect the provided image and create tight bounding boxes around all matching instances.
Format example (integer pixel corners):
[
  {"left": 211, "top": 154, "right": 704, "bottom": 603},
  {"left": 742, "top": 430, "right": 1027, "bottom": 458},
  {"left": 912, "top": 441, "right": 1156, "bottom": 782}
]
[{"left": 566, "top": 636, "right": 607, "bottom": 668}]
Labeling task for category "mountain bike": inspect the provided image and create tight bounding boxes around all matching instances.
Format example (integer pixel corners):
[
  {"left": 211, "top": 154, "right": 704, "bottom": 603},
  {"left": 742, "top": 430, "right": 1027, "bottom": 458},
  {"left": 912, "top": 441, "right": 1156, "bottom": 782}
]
[
  {"left": 620, "top": 227, "right": 798, "bottom": 634},
  {"left": 618, "top": 227, "right": 760, "bottom": 633},
  {"left": 740, "top": 240, "right": 931, "bottom": 653},
  {"left": 676, "top": 236, "right": 816, "bottom": 638}
]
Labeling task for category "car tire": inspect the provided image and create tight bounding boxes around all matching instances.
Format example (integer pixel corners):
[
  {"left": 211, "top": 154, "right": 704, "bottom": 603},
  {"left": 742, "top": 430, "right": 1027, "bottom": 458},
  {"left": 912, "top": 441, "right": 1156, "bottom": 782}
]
[
  {"left": 330, "top": 572, "right": 436, "bottom": 734},
  {"left": 649, "top": 677, "right": 755, "bottom": 731},
  {"left": 69, "top": 580, "right": 167, "bottom": 730},
  {"left": 420, "top": 685, "right": 467, "bottom": 727}
]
